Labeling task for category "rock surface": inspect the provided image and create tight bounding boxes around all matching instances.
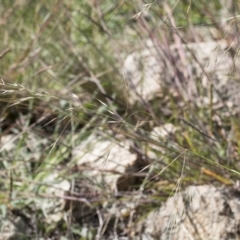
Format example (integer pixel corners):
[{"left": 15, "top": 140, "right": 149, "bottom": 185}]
[
  {"left": 141, "top": 185, "right": 240, "bottom": 240},
  {"left": 72, "top": 133, "right": 138, "bottom": 192},
  {"left": 124, "top": 40, "right": 239, "bottom": 107}
]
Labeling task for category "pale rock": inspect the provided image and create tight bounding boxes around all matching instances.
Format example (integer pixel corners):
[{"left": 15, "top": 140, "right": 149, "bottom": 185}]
[
  {"left": 142, "top": 185, "right": 240, "bottom": 240},
  {"left": 72, "top": 134, "right": 137, "bottom": 191},
  {"left": 36, "top": 172, "right": 71, "bottom": 223},
  {"left": 124, "top": 39, "right": 238, "bottom": 106},
  {"left": 147, "top": 123, "right": 178, "bottom": 158}
]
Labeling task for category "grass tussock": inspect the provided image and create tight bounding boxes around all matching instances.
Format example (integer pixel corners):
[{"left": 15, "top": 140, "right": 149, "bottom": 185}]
[{"left": 1, "top": 0, "right": 240, "bottom": 239}]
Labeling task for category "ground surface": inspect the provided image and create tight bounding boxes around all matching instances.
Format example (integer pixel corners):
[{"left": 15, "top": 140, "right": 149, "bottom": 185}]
[{"left": 1, "top": 1, "right": 240, "bottom": 239}]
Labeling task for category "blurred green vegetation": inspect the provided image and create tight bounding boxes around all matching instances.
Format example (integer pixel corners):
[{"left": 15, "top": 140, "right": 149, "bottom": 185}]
[{"left": 1, "top": 0, "right": 240, "bottom": 239}]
